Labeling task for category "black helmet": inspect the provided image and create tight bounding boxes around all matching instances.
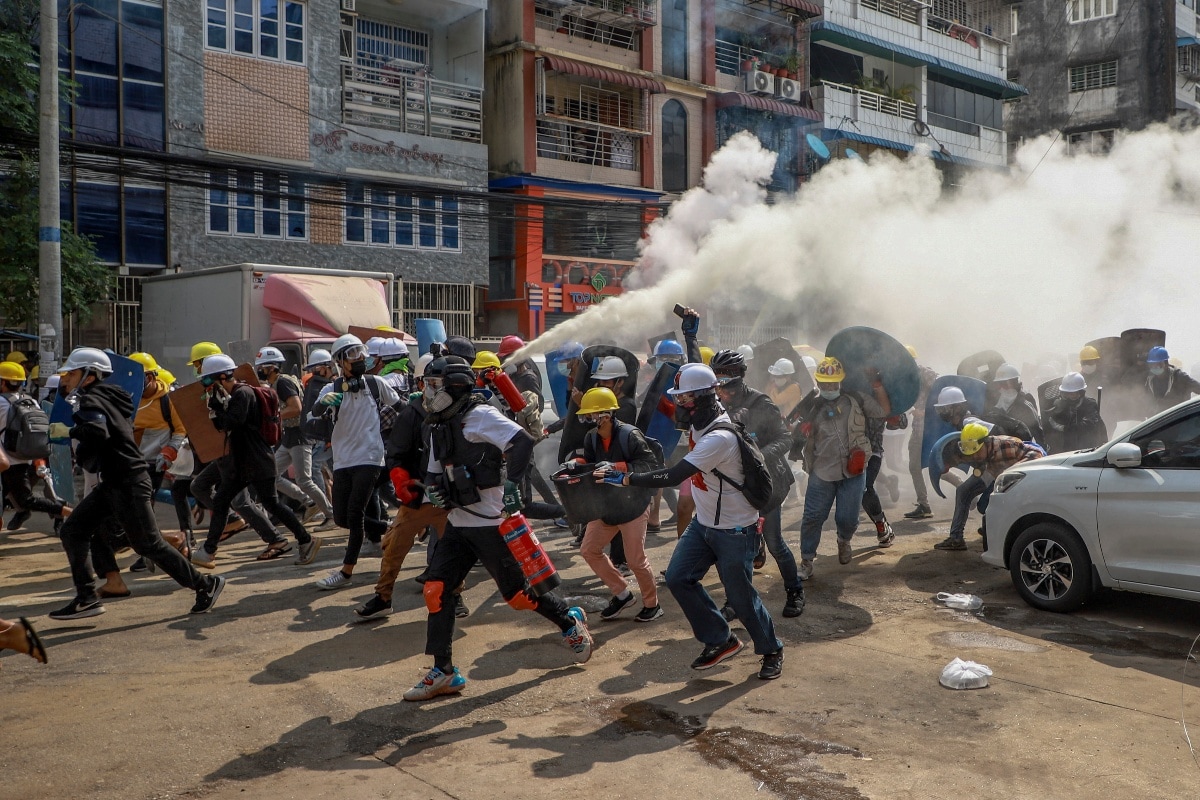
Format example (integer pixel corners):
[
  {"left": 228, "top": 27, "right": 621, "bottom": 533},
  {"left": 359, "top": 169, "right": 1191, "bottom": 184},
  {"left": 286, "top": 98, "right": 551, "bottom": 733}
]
[
  {"left": 425, "top": 356, "right": 450, "bottom": 379},
  {"left": 445, "top": 335, "right": 476, "bottom": 361},
  {"left": 710, "top": 349, "right": 747, "bottom": 377},
  {"left": 442, "top": 361, "right": 476, "bottom": 397}
]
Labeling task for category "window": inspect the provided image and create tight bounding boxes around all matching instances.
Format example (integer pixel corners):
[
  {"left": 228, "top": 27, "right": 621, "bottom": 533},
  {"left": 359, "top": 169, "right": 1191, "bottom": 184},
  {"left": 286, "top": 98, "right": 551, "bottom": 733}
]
[
  {"left": 661, "top": 100, "right": 688, "bottom": 193},
  {"left": 1131, "top": 411, "right": 1200, "bottom": 469},
  {"left": 354, "top": 19, "right": 429, "bottom": 69},
  {"left": 1066, "top": 129, "right": 1116, "bottom": 155},
  {"left": 1068, "top": 0, "right": 1117, "bottom": 23},
  {"left": 344, "top": 185, "right": 460, "bottom": 252},
  {"left": 927, "top": 76, "right": 1003, "bottom": 134},
  {"left": 662, "top": 0, "right": 688, "bottom": 80},
  {"left": 207, "top": 0, "right": 305, "bottom": 65},
  {"left": 1011, "top": 4, "right": 1019, "bottom": 35},
  {"left": 207, "top": 170, "right": 307, "bottom": 239},
  {"left": 1069, "top": 61, "right": 1118, "bottom": 91}
]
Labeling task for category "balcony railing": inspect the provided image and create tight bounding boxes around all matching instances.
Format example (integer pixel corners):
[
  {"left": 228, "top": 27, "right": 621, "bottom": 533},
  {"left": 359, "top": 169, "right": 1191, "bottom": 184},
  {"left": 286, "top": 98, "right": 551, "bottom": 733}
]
[
  {"left": 540, "top": 0, "right": 657, "bottom": 29},
  {"left": 341, "top": 63, "right": 482, "bottom": 144},
  {"left": 1181, "top": 44, "right": 1200, "bottom": 79},
  {"left": 861, "top": 0, "right": 921, "bottom": 25},
  {"left": 820, "top": 80, "right": 917, "bottom": 120},
  {"left": 715, "top": 38, "right": 771, "bottom": 76}
]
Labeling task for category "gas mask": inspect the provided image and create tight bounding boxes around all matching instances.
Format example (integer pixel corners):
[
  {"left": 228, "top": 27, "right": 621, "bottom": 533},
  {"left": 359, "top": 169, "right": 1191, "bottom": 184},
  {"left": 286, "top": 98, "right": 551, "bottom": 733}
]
[
  {"left": 819, "top": 389, "right": 841, "bottom": 401},
  {"left": 424, "top": 388, "right": 455, "bottom": 414}
]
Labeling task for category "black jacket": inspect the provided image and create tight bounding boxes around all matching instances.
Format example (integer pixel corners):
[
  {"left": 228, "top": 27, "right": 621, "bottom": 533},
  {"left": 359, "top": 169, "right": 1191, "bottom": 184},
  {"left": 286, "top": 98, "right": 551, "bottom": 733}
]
[
  {"left": 71, "top": 382, "right": 148, "bottom": 484},
  {"left": 1044, "top": 396, "right": 1107, "bottom": 452},
  {"left": 724, "top": 385, "right": 795, "bottom": 503},
  {"left": 211, "top": 383, "right": 275, "bottom": 482},
  {"left": 385, "top": 393, "right": 427, "bottom": 477}
]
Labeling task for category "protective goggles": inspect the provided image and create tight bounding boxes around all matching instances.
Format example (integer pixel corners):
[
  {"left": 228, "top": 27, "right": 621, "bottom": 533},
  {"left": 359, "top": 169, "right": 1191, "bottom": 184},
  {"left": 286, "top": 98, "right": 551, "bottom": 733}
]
[
  {"left": 424, "top": 376, "right": 444, "bottom": 390},
  {"left": 337, "top": 344, "right": 368, "bottom": 362},
  {"left": 579, "top": 412, "right": 612, "bottom": 424}
]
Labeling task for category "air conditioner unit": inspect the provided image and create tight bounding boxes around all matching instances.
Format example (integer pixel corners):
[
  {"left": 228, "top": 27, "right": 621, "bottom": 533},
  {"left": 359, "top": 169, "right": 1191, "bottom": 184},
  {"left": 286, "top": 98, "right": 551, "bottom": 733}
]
[
  {"left": 744, "top": 69, "right": 774, "bottom": 95},
  {"left": 341, "top": 0, "right": 355, "bottom": 11},
  {"left": 777, "top": 78, "right": 801, "bottom": 103}
]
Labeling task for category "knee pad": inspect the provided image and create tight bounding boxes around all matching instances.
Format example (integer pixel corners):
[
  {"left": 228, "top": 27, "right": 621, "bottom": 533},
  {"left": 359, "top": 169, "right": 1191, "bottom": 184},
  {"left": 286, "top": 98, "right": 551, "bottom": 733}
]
[
  {"left": 423, "top": 580, "right": 445, "bottom": 614},
  {"left": 506, "top": 591, "right": 537, "bottom": 611}
]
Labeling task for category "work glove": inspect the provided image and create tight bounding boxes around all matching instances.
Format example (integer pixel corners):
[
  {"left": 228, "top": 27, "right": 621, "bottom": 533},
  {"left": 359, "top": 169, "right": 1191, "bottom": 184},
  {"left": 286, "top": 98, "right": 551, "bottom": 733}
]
[
  {"left": 427, "top": 486, "right": 448, "bottom": 508},
  {"left": 48, "top": 422, "right": 71, "bottom": 440},
  {"left": 156, "top": 445, "right": 178, "bottom": 472},
  {"left": 319, "top": 392, "right": 344, "bottom": 408},
  {"left": 502, "top": 480, "right": 523, "bottom": 514},
  {"left": 680, "top": 309, "right": 700, "bottom": 336}
]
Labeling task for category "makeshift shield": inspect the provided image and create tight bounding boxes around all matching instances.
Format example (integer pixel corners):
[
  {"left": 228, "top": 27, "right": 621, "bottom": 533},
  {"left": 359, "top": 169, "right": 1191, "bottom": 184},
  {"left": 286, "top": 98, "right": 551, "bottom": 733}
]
[
  {"left": 920, "top": 375, "right": 987, "bottom": 468},
  {"left": 825, "top": 326, "right": 920, "bottom": 413},
  {"left": 751, "top": 337, "right": 814, "bottom": 397},
  {"left": 545, "top": 347, "right": 573, "bottom": 419},
  {"left": 635, "top": 361, "right": 682, "bottom": 459},
  {"left": 957, "top": 350, "right": 1006, "bottom": 385},
  {"left": 50, "top": 353, "right": 145, "bottom": 428},
  {"left": 928, "top": 431, "right": 967, "bottom": 499}
]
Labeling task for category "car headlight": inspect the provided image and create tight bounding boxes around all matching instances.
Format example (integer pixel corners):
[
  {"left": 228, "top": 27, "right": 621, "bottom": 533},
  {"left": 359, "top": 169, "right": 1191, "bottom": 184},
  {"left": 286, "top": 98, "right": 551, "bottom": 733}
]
[{"left": 993, "top": 471, "right": 1025, "bottom": 494}]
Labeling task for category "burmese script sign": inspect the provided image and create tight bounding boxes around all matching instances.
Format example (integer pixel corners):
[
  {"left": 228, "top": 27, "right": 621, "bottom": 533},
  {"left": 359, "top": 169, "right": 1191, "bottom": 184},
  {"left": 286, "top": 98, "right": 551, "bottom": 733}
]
[{"left": 312, "top": 129, "right": 446, "bottom": 167}]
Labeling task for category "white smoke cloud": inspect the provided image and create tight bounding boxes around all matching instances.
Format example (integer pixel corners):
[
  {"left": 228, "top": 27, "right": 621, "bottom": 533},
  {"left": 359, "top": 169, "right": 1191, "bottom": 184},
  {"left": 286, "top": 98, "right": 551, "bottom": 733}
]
[{"left": 520, "top": 124, "right": 1200, "bottom": 379}]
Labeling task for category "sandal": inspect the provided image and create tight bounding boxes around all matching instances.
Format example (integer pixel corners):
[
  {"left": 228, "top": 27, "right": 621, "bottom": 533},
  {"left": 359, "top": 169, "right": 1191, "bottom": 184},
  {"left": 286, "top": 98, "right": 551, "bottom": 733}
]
[
  {"left": 256, "top": 540, "right": 293, "bottom": 560},
  {"left": 20, "top": 617, "right": 47, "bottom": 664},
  {"left": 98, "top": 587, "right": 132, "bottom": 599},
  {"left": 219, "top": 520, "right": 248, "bottom": 543}
]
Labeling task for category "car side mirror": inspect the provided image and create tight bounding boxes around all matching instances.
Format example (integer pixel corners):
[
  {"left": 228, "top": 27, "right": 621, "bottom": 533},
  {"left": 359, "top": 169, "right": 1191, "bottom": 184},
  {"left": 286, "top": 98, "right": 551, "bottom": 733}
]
[{"left": 1106, "top": 442, "right": 1142, "bottom": 468}]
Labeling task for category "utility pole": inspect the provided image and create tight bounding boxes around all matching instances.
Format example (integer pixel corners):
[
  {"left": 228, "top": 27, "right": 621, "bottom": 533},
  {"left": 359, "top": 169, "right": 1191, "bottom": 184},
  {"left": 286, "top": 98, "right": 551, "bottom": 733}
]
[{"left": 38, "top": 0, "right": 62, "bottom": 374}]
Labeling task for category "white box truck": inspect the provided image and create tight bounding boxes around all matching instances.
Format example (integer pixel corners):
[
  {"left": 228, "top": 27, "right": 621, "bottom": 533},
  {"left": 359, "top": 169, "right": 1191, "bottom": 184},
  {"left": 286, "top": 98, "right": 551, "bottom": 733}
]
[{"left": 140, "top": 264, "right": 396, "bottom": 378}]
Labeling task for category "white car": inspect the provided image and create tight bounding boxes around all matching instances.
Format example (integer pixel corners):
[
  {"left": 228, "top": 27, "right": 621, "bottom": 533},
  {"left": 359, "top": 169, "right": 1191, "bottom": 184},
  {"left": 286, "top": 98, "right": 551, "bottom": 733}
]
[{"left": 983, "top": 399, "right": 1200, "bottom": 612}]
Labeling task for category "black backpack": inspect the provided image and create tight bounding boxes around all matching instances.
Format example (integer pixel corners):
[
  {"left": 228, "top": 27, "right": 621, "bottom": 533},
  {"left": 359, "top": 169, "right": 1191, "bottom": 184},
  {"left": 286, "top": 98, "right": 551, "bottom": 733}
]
[
  {"left": 706, "top": 420, "right": 774, "bottom": 515},
  {"left": 3, "top": 393, "right": 51, "bottom": 460}
]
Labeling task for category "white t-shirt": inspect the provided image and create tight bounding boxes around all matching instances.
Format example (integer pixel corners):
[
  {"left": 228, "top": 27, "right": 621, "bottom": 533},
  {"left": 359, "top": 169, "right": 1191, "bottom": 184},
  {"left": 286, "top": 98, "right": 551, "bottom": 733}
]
[
  {"left": 683, "top": 413, "right": 760, "bottom": 529},
  {"left": 427, "top": 403, "right": 523, "bottom": 528},
  {"left": 316, "top": 376, "right": 398, "bottom": 469}
]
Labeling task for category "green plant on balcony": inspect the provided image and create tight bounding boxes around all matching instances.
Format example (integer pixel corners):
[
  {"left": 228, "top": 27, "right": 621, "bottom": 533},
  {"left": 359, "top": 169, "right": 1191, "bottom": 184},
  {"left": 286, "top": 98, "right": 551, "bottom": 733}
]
[{"left": 852, "top": 72, "right": 915, "bottom": 103}]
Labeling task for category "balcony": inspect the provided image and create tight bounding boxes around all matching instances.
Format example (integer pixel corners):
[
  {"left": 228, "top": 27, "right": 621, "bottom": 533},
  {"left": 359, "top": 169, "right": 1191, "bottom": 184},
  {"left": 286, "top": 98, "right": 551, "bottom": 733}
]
[
  {"left": 341, "top": 63, "right": 482, "bottom": 144},
  {"left": 538, "top": 0, "right": 657, "bottom": 29},
  {"left": 860, "top": 0, "right": 920, "bottom": 25},
  {"left": 817, "top": 80, "right": 917, "bottom": 121},
  {"left": 715, "top": 38, "right": 771, "bottom": 76}
]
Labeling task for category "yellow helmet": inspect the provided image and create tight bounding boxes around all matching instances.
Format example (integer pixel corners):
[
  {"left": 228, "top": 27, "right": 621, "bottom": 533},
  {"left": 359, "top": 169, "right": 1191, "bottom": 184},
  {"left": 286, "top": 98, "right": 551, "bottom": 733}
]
[
  {"left": 577, "top": 387, "right": 620, "bottom": 416},
  {"left": 814, "top": 357, "right": 845, "bottom": 383},
  {"left": 959, "top": 422, "right": 989, "bottom": 456},
  {"left": 699, "top": 346, "right": 714, "bottom": 365},
  {"left": 905, "top": 345, "right": 918, "bottom": 359},
  {"left": 158, "top": 368, "right": 177, "bottom": 387},
  {"left": 1079, "top": 345, "right": 1100, "bottom": 362},
  {"left": 472, "top": 350, "right": 501, "bottom": 370},
  {"left": 128, "top": 351, "right": 160, "bottom": 374},
  {"left": 189, "top": 341, "right": 222, "bottom": 364},
  {"left": 4, "top": 351, "right": 27, "bottom": 364},
  {"left": 0, "top": 360, "right": 26, "bottom": 382}
]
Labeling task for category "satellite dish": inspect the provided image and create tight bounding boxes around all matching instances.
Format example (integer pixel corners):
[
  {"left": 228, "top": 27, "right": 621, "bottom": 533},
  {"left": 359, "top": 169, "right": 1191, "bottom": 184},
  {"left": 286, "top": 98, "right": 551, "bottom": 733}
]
[
  {"left": 805, "top": 133, "right": 830, "bottom": 160},
  {"left": 845, "top": 148, "right": 863, "bottom": 161}
]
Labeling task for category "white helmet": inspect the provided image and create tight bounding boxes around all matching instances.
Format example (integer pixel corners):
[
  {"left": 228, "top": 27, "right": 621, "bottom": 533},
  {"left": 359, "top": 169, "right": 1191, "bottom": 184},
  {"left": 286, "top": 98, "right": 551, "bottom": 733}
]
[
  {"left": 200, "top": 354, "right": 237, "bottom": 379},
  {"left": 365, "top": 336, "right": 386, "bottom": 356},
  {"left": 305, "top": 349, "right": 332, "bottom": 369},
  {"left": 767, "top": 357, "right": 795, "bottom": 376},
  {"left": 61, "top": 347, "right": 113, "bottom": 375},
  {"left": 415, "top": 353, "right": 435, "bottom": 378},
  {"left": 736, "top": 344, "right": 755, "bottom": 361},
  {"left": 992, "top": 363, "right": 1020, "bottom": 383},
  {"left": 1059, "top": 372, "right": 1087, "bottom": 393},
  {"left": 379, "top": 337, "right": 409, "bottom": 359},
  {"left": 331, "top": 334, "right": 365, "bottom": 361},
  {"left": 254, "top": 346, "right": 285, "bottom": 366},
  {"left": 668, "top": 363, "right": 718, "bottom": 395},
  {"left": 590, "top": 355, "right": 628, "bottom": 381},
  {"left": 801, "top": 355, "right": 817, "bottom": 371},
  {"left": 935, "top": 386, "right": 968, "bottom": 407}
]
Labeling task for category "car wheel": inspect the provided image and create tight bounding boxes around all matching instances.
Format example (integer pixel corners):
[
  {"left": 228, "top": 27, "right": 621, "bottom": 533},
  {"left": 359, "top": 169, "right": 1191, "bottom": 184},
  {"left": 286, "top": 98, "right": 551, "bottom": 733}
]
[{"left": 1009, "top": 522, "right": 1093, "bottom": 612}]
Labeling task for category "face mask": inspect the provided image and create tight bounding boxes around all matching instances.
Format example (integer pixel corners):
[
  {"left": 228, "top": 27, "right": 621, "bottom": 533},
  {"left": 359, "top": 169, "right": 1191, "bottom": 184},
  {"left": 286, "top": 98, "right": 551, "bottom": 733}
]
[
  {"left": 772, "top": 376, "right": 790, "bottom": 388},
  {"left": 997, "top": 388, "right": 1018, "bottom": 408},
  {"left": 1080, "top": 364, "right": 1097, "bottom": 376},
  {"left": 256, "top": 369, "right": 269, "bottom": 381},
  {"left": 580, "top": 415, "right": 600, "bottom": 428},
  {"left": 349, "top": 360, "right": 367, "bottom": 378},
  {"left": 1149, "top": 366, "right": 1165, "bottom": 377},
  {"left": 820, "top": 389, "right": 841, "bottom": 401},
  {"left": 364, "top": 356, "right": 377, "bottom": 371}
]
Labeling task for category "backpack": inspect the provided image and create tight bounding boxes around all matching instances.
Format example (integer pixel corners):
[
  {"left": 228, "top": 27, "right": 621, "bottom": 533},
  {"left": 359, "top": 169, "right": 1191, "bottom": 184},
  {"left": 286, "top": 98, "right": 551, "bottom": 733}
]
[
  {"left": 365, "top": 376, "right": 400, "bottom": 438},
  {"left": 706, "top": 420, "right": 774, "bottom": 515},
  {"left": 246, "top": 384, "right": 282, "bottom": 447},
  {"left": 615, "top": 422, "right": 665, "bottom": 469},
  {"left": 2, "top": 393, "right": 51, "bottom": 460}
]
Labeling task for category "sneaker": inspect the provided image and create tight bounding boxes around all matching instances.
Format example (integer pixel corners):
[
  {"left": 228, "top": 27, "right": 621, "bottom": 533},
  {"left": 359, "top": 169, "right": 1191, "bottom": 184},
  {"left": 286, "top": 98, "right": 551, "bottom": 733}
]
[
  {"left": 798, "top": 558, "right": 814, "bottom": 581},
  {"left": 295, "top": 537, "right": 323, "bottom": 565},
  {"left": 313, "top": 515, "right": 339, "bottom": 533},
  {"left": 48, "top": 596, "right": 106, "bottom": 620},
  {"left": 301, "top": 503, "right": 320, "bottom": 524},
  {"left": 361, "top": 540, "right": 383, "bottom": 558},
  {"left": 315, "top": 568, "right": 352, "bottom": 590},
  {"left": 553, "top": 517, "right": 569, "bottom": 528},
  {"left": 634, "top": 605, "right": 663, "bottom": 622},
  {"left": 720, "top": 603, "right": 737, "bottom": 622},
  {"left": 7, "top": 509, "right": 31, "bottom": 531},
  {"left": 904, "top": 504, "right": 933, "bottom": 520},
  {"left": 934, "top": 536, "right": 968, "bottom": 551},
  {"left": 190, "top": 546, "right": 216, "bottom": 570},
  {"left": 600, "top": 592, "right": 635, "bottom": 620},
  {"left": 758, "top": 649, "right": 784, "bottom": 680},
  {"left": 691, "top": 635, "right": 744, "bottom": 670},
  {"left": 837, "top": 539, "right": 853, "bottom": 564},
  {"left": 753, "top": 535, "right": 767, "bottom": 569},
  {"left": 354, "top": 594, "right": 393, "bottom": 620},
  {"left": 783, "top": 587, "right": 805, "bottom": 618},
  {"left": 190, "top": 575, "right": 226, "bottom": 614},
  {"left": 562, "top": 607, "right": 594, "bottom": 663},
  {"left": 615, "top": 562, "right": 633, "bottom": 578},
  {"left": 403, "top": 666, "right": 466, "bottom": 701},
  {"left": 876, "top": 520, "right": 895, "bottom": 548},
  {"left": 454, "top": 594, "right": 470, "bottom": 618},
  {"left": 129, "top": 557, "right": 150, "bottom": 573}
]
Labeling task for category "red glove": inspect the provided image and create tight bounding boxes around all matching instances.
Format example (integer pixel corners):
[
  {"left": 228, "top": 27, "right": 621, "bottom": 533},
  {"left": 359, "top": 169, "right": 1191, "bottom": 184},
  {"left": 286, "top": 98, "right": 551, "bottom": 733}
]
[
  {"left": 390, "top": 467, "right": 411, "bottom": 497},
  {"left": 799, "top": 422, "right": 813, "bottom": 438},
  {"left": 847, "top": 448, "right": 867, "bottom": 476},
  {"left": 160, "top": 445, "right": 179, "bottom": 463}
]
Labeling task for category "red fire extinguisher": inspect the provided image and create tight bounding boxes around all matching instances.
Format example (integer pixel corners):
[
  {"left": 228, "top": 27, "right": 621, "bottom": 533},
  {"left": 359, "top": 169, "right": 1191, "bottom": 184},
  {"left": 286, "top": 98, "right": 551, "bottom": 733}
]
[
  {"left": 498, "top": 512, "right": 560, "bottom": 596},
  {"left": 481, "top": 367, "right": 527, "bottom": 413}
]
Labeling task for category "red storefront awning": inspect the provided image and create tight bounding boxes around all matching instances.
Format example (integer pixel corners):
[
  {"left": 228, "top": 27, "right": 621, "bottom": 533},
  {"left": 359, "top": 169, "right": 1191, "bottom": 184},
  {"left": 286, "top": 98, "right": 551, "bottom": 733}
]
[
  {"left": 716, "top": 91, "right": 822, "bottom": 121},
  {"left": 541, "top": 55, "right": 666, "bottom": 92}
]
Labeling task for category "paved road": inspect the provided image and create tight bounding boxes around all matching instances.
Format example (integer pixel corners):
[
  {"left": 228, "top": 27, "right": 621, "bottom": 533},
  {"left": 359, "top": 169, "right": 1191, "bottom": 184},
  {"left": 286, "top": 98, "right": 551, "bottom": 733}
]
[{"left": 2, "top": 483, "right": 1198, "bottom": 799}]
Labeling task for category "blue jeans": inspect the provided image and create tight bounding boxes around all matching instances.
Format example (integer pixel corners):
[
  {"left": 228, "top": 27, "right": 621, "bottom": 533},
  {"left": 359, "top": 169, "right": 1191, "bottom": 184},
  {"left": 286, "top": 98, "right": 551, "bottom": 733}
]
[
  {"left": 799, "top": 472, "right": 867, "bottom": 560},
  {"left": 949, "top": 474, "right": 990, "bottom": 539},
  {"left": 761, "top": 506, "right": 801, "bottom": 591},
  {"left": 665, "top": 519, "right": 783, "bottom": 655}
]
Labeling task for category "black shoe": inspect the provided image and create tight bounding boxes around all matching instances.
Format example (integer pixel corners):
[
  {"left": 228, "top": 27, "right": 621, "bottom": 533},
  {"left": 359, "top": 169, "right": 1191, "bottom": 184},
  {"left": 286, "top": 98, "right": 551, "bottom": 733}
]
[
  {"left": 720, "top": 603, "right": 737, "bottom": 622},
  {"left": 758, "top": 650, "right": 784, "bottom": 680},
  {"left": 903, "top": 504, "right": 932, "bottom": 519},
  {"left": 129, "top": 557, "right": 150, "bottom": 573},
  {"left": 454, "top": 594, "right": 470, "bottom": 618},
  {"left": 753, "top": 535, "right": 767, "bottom": 569},
  {"left": 634, "top": 605, "right": 663, "bottom": 623},
  {"left": 7, "top": 509, "right": 31, "bottom": 531},
  {"left": 783, "top": 587, "right": 805, "bottom": 618},
  {"left": 49, "top": 596, "right": 106, "bottom": 620},
  {"left": 354, "top": 594, "right": 393, "bottom": 620},
  {"left": 691, "top": 635, "right": 744, "bottom": 670},
  {"left": 600, "top": 592, "right": 635, "bottom": 620},
  {"left": 190, "top": 575, "right": 226, "bottom": 614}
]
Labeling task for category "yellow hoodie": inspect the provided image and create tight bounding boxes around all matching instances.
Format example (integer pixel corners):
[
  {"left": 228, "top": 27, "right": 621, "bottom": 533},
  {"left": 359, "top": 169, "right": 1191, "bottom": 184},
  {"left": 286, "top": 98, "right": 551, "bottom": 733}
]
[{"left": 134, "top": 378, "right": 186, "bottom": 455}]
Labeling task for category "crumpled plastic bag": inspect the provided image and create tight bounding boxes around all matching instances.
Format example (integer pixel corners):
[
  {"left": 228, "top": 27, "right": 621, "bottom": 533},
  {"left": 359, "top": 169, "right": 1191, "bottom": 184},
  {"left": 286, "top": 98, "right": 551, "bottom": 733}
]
[
  {"left": 936, "top": 592, "right": 983, "bottom": 611},
  {"left": 940, "top": 657, "right": 993, "bottom": 689}
]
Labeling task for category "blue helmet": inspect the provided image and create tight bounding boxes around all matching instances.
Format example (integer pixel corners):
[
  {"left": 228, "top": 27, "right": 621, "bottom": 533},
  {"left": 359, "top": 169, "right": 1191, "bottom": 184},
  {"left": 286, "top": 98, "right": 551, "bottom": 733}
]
[
  {"left": 1146, "top": 346, "right": 1169, "bottom": 364},
  {"left": 558, "top": 341, "right": 585, "bottom": 360},
  {"left": 653, "top": 339, "right": 684, "bottom": 357}
]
